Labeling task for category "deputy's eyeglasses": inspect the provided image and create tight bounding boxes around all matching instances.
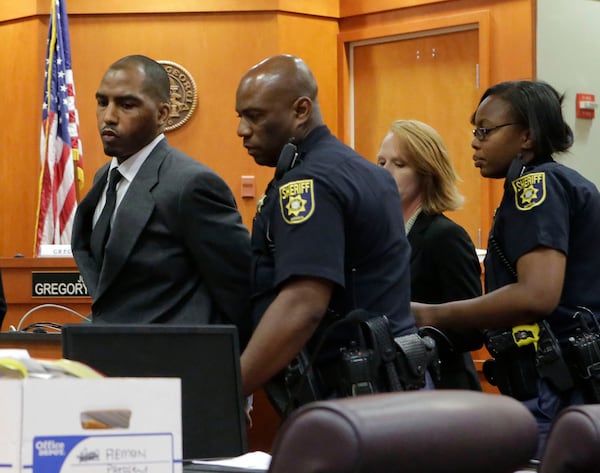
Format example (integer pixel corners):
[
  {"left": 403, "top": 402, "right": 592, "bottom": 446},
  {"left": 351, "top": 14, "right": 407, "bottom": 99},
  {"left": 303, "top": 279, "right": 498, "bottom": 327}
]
[{"left": 472, "top": 123, "right": 519, "bottom": 141}]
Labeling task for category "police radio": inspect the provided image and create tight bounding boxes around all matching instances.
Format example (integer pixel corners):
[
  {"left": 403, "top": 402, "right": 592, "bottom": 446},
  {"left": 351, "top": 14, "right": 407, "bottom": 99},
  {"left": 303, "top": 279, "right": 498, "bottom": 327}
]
[{"left": 275, "top": 140, "right": 299, "bottom": 180}]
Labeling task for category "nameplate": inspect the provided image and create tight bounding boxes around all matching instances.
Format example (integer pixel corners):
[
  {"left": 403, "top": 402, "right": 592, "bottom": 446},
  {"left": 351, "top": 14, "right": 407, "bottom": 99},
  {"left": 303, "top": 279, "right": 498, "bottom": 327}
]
[
  {"left": 32, "top": 272, "right": 89, "bottom": 298},
  {"left": 39, "top": 244, "right": 73, "bottom": 257}
]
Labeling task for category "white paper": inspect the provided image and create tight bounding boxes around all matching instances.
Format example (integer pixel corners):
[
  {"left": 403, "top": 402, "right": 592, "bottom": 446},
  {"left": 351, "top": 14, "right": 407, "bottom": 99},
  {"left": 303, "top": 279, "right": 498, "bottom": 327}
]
[
  {"left": 0, "top": 349, "right": 30, "bottom": 359},
  {"left": 191, "top": 451, "right": 271, "bottom": 470}
]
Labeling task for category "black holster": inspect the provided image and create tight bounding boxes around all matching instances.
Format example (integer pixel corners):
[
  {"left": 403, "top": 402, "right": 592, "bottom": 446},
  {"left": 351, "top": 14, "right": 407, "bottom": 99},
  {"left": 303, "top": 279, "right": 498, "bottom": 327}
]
[
  {"left": 273, "top": 310, "right": 438, "bottom": 414},
  {"left": 483, "top": 344, "right": 539, "bottom": 401},
  {"left": 393, "top": 332, "right": 438, "bottom": 390},
  {"left": 340, "top": 312, "right": 437, "bottom": 395},
  {"left": 267, "top": 349, "right": 322, "bottom": 416},
  {"left": 483, "top": 320, "right": 573, "bottom": 401},
  {"left": 318, "top": 329, "right": 438, "bottom": 399},
  {"left": 567, "top": 331, "right": 600, "bottom": 403}
]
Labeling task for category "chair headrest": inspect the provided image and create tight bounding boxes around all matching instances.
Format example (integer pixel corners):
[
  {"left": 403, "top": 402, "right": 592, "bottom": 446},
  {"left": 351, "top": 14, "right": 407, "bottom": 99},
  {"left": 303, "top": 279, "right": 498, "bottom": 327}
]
[
  {"left": 540, "top": 404, "right": 600, "bottom": 473},
  {"left": 268, "top": 390, "right": 538, "bottom": 473}
]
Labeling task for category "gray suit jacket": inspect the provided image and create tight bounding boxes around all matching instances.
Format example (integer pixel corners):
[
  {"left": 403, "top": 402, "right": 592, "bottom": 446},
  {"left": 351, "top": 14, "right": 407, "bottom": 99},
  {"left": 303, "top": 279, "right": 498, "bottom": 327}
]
[{"left": 72, "top": 139, "right": 252, "bottom": 339}]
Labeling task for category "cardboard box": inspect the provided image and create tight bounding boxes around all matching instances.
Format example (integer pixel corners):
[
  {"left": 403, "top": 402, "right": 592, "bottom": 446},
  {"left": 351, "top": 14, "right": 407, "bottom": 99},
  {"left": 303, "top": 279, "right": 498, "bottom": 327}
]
[{"left": 0, "top": 377, "right": 182, "bottom": 473}]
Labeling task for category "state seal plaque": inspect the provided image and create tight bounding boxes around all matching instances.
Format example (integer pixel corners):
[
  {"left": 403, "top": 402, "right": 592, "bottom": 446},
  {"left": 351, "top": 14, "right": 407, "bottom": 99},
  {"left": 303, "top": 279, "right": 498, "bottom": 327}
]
[{"left": 158, "top": 60, "right": 198, "bottom": 132}]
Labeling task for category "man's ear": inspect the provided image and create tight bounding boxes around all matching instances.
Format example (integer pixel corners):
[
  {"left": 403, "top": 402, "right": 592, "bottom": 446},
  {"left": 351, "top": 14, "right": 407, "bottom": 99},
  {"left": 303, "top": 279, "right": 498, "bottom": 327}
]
[
  {"left": 157, "top": 101, "right": 170, "bottom": 126},
  {"left": 293, "top": 96, "right": 312, "bottom": 122}
]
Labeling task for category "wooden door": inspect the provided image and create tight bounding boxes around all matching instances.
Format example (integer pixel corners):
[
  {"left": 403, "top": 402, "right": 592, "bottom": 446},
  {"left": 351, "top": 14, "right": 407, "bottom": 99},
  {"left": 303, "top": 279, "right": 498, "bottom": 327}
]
[{"left": 351, "top": 28, "right": 485, "bottom": 247}]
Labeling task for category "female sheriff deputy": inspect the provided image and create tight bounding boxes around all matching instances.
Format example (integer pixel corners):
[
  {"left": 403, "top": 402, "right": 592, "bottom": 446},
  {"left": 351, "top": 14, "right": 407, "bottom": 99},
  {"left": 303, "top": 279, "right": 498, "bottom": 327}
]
[{"left": 412, "top": 80, "right": 600, "bottom": 461}]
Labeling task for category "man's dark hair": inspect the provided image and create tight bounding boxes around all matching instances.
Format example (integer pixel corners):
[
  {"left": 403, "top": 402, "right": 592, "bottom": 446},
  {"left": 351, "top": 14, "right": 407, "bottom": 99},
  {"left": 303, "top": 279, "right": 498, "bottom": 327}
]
[{"left": 111, "top": 54, "right": 170, "bottom": 103}]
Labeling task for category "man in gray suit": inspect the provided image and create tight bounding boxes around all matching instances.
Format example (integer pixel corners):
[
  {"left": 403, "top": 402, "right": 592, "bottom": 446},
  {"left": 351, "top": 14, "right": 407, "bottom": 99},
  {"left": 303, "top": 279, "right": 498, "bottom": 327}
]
[{"left": 72, "top": 55, "right": 251, "bottom": 341}]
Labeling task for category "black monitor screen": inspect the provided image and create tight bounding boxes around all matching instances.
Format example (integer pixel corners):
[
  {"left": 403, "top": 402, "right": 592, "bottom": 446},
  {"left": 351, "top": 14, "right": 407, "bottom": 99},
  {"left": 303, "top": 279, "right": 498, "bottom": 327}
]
[{"left": 61, "top": 324, "right": 248, "bottom": 460}]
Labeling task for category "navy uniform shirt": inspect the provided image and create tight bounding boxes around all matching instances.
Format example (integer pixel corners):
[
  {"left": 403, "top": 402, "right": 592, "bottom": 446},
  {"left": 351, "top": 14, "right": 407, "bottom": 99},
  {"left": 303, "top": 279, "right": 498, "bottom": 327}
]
[
  {"left": 485, "top": 157, "right": 600, "bottom": 340},
  {"left": 250, "top": 125, "right": 416, "bottom": 355}
]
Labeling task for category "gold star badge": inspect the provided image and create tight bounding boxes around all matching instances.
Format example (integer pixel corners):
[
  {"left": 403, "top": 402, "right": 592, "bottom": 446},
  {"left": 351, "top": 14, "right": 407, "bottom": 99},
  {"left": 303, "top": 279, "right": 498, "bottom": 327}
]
[
  {"left": 519, "top": 184, "right": 539, "bottom": 206},
  {"left": 279, "top": 179, "right": 315, "bottom": 224},
  {"left": 286, "top": 195, "right": 307, "bottom": 217},
  {"left": 512, "top": 172, "right": 546, "bottom": 211}
]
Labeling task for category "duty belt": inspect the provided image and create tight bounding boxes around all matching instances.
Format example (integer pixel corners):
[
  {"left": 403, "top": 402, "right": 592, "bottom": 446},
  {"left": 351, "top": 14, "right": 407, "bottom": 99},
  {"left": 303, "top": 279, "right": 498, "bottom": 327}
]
[
  {"left": 485, "top": 320, "right": 574, "bottom": 393},
  {"left": 486, "top": 324, "right": 540, "bottom": 357}
]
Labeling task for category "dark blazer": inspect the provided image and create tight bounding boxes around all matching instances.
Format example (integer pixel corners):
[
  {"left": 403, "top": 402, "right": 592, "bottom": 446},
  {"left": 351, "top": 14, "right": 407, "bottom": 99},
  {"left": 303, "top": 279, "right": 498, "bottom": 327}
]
[
  {"left": 72, "top": 139, "right": 252, "bottom": 343},
  {"left": 408, "top": 212, "right": 483, "bottom": 390}
]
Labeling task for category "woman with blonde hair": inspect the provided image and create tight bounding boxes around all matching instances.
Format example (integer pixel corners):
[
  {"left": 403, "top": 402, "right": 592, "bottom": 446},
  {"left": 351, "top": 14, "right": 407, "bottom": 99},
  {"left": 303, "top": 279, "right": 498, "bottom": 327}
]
[{"left": 377, "top": 119, "right": 483, "bottom": 390}]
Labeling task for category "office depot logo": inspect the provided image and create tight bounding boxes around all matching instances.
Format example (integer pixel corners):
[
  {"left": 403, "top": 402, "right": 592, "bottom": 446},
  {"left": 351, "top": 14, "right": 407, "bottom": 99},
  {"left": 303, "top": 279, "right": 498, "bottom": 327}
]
[{"left": 35, "top": 439, "right": 66, "bottom": 456}]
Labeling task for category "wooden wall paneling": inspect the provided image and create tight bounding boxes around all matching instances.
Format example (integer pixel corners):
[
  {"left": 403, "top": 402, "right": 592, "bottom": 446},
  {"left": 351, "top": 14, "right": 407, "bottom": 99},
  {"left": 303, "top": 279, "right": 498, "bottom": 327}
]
[
  {"left": 0, "top": 18, "right": 46, "bottom": 258},
  {"left": 67, "top": 0, "right": 339, "bottom": 17},
  {"left": 276, "top": 13, "right": 340, "bottom": 135},
  {"left": 0, "top": 0, "right": 39, "bottom": 22},
  {"left": 0, "top": 0, "right": 339, "bottom": 19},
  {"left": 339, "top": 0, "right": 455, "bottom": 18}
]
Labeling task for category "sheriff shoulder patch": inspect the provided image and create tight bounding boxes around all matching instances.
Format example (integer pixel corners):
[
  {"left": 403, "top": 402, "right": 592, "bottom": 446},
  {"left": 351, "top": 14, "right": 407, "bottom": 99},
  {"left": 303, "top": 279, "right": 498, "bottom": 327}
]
[
  {"left": 279, "top": 179, "right": 315, "bottom": 224},
  {"left": 512, "top": 172, "right": 546, "bottom": 211}
]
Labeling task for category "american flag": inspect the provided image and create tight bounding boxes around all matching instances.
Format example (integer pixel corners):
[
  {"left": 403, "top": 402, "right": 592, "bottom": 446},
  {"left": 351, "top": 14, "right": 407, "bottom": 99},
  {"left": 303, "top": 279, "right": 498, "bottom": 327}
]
[{"left": 34, "top": 0, "right": 83, "bottom": 256}]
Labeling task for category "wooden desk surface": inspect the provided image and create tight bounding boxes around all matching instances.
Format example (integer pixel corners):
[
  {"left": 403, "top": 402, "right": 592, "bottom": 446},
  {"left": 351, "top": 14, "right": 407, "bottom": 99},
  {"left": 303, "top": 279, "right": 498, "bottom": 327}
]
[
  {"left": 0, "top": 332, "right": 62, "bottom": 359},
  {"left": 0, "top": 257, "right": 76, "bottom": 269}
]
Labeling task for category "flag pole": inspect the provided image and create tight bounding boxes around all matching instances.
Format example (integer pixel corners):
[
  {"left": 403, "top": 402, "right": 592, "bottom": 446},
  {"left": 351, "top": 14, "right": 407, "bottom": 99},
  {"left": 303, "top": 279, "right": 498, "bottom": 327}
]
[
  {"left": 33, "top": 0, "right": 58, "bottom": 256},
  {"left": 34, "top": 0, "right": 83, "bottom": 256}
]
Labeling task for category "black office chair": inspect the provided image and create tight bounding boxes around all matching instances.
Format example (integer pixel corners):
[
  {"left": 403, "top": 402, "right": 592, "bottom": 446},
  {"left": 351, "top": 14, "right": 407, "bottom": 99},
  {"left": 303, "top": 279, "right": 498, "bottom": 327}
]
[
  {"left": 540, "top": 404, "right": 600, "bottom": 473},
  {"left": 268, "top": 390, "right": 538, "bottom": 473}
]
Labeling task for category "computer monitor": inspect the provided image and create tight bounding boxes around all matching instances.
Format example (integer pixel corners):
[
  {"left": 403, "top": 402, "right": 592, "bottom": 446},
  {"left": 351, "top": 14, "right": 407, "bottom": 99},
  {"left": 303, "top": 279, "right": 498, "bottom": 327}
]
[{"left": 61, "top": 324, "right": 248, "bottom": 460}]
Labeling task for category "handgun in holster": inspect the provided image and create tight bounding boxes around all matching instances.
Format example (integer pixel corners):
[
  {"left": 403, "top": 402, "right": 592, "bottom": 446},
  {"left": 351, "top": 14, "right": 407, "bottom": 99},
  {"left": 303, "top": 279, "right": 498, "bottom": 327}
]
[
  {"left": 566, "top": 308, "right": 600, "bottom": 402},
  {"left": 283, "top": 348, "right": 322, "bottom": 408},
  {"left": 484, "top": 321, "right": 572, "bottom": 400},
  {"left": 568, "top": 331, "right": 600, "bottom": 402},
  {"left": 483, "top": 326, "right": 539, "bottom": 401},
  {"left": 361, "top": 314, "right": 437, "bottom": 392},
  {"left": 263, "top": 349, "right": 322, "bottom": 416},
  {"left": 332, "top": 313, "right": 437, "bottom": 395},
  {"left": 535, "top": 320, "right": 573, "bottom": 392},
  {"left": 393, "top": 332, "right": 438, "bottom": 390}
]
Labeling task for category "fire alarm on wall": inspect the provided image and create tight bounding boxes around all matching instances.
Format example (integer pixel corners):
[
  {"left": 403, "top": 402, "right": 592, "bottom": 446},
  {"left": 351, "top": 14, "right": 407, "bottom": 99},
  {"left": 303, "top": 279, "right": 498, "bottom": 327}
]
[{"left": 576, "top": 93, "right": 597, "bottom": 119}]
